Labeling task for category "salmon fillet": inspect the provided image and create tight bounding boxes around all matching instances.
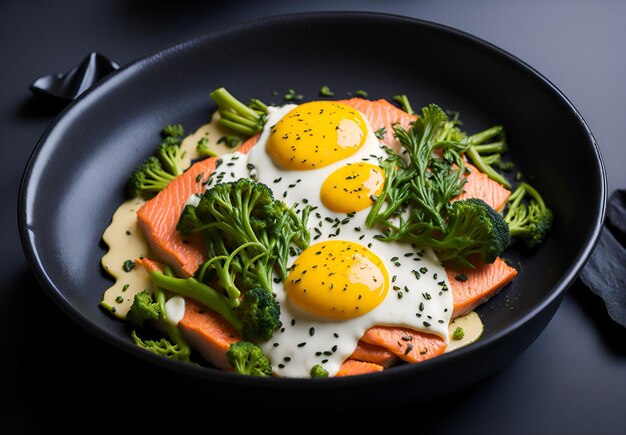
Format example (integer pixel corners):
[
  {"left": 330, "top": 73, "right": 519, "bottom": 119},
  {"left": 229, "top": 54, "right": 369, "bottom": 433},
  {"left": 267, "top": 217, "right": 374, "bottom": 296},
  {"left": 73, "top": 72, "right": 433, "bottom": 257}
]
[
  {"left": 458, "top": 163, "right": 511, "bottom": 211},
  {"left": 135, "top": 257, "right": 164, "bottom": 273},
  {"left": 336, "top": 359, "right": 384, "bottom": 377},
  {"left": 349, "top": 340, "right": 399, "bottom": 368},
  {"left": 448, "top": 257, "right": 518, "bottom": 318},
  {"left": 360, "top": 326, "right": 447, "bottom": 363},
  {"left": 177, "top": 298, "right": 242, "bottom": 371}
]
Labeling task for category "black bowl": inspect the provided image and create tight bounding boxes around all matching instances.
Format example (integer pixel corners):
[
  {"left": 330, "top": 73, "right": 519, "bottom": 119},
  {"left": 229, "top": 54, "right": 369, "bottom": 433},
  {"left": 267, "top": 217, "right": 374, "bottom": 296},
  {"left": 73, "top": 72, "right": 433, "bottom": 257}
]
[{"left": 18, "top": 12, "right": 605, "bottom": 404}]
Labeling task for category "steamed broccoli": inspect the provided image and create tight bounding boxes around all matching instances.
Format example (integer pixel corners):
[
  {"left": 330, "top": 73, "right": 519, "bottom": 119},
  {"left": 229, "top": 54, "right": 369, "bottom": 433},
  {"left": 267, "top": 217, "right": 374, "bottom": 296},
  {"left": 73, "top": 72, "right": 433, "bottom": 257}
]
[
  {"left": 126, "top": 290, "right": 160, "bottom": 326},
  {"left": 127, "top": 156, "right": 177, "bottom": 198},
  {"left": 226, "top": 341, "right": 272, "bottom": 377},
  {"left": 210, "top": 87, "right": 268, "bottom": 137},
  {"left": 131, "top": 331, "right": 190, "bottom": 362},
  {"left": 393, "top": 94, "right": 415, "bottom": 115},
  {"left": 127, "top": 123, "right": 187, "bottom": 198},
  {"left": 161, "top": 124, "right": 184, "bottom": 138},
  {"left": 177, "top": 178, "right": 310, "bottom": 341},
  {"left": 156, "top": 141, "right": 184, "bottom": 177},
  {"left": 149, "top": 269, "right": 243, "bottom": 333},
  {"left": 196, "top": 137, "right": 217, "bottom": 157},
  {"left": 452, "top": 327, "right": 465, "bottom": 340},
  {"left": 310, "top": 364, "right": 329, "bottom": 378},
  {"left": 465, "top": 125, "right": 512, "bottom": 188},
  {"left": 504, "top": 182, "right": 553, "bottom": 248},
  {"left": 480, "top": 153, "right": 514, "bottom": 172},
  {"left": 237, "top": 287, "right": 281, "bottom": 342},
  {"left": 434, "top": 198, "right": 511, "bottom": 268},
  {"left": 127, "top": 285, "right": 192, "bottom": 363}
]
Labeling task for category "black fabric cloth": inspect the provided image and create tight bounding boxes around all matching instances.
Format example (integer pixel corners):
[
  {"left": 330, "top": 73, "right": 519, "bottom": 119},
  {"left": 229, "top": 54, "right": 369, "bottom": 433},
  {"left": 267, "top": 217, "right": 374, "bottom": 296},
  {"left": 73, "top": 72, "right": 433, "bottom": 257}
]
[{"left": 580, "top": 189, "right": 626, "bottom": 327}]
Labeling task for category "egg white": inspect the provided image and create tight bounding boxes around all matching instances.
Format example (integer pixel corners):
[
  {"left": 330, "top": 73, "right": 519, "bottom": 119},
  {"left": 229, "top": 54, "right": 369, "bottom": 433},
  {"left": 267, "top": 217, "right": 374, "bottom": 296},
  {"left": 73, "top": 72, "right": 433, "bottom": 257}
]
[{"left": 202, "top": 104, "right": 453, "bottom": 377}]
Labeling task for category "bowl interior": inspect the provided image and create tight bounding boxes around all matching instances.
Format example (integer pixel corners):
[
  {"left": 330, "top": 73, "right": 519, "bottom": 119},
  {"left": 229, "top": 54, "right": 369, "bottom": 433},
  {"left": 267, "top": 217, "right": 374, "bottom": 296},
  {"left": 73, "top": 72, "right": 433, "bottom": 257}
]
[{"left": 20, "top": 12, "right": 604, "bottom": 388}]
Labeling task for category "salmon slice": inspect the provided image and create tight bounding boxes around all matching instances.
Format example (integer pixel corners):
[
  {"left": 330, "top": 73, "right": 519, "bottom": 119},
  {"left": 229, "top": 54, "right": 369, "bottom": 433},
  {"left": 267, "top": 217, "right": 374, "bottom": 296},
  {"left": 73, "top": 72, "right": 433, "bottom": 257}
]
[
  {"left": 349, "top": 340, "right": 399, "bottom": 368},
  {"left": 336, "top": 359, "right": 384, "bottom": 377},
  {"left": 360, "top": 326, "right": 447, "bottom": 363},
  {"left": 448, "top": 257, "right": 518, "bottom": 318},
  {"left": 136, "top": 139, "right": 256, "bottom": 278},
  {"left": 178, "top": 298, "right": 242, "bottom": 371},
  {"left": 135, "top": 257, "right": 165, "bottom": 273},
  {"left": 339, "top": 98, "right": 417, "bottom": 150},
  {"left": 457, "top": 163, "right": 511, "bottom": 212}
]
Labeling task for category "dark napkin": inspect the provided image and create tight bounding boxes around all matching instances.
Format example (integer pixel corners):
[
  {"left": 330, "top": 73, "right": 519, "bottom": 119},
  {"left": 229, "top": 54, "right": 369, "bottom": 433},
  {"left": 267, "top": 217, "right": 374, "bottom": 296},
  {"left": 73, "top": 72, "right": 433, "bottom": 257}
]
[
  {"left": 580, "top": 189, "right": 626, "bottom": 327},
  {"left": 29, "top": 52, "right": 119, "bottom": 101}
]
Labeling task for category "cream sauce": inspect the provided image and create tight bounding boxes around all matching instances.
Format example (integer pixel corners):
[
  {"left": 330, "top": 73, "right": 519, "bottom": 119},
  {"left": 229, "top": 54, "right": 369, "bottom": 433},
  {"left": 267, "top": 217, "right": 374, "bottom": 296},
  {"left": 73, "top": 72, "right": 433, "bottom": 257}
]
[
  {"left": 100, "top": 198, "right": 152, "bottom": 319},
  {"left": 179, "top": 111, "right": 246, "bottom": 163},
  {"left": 445, "top": 311, "right": 484, "bottom": 353}
]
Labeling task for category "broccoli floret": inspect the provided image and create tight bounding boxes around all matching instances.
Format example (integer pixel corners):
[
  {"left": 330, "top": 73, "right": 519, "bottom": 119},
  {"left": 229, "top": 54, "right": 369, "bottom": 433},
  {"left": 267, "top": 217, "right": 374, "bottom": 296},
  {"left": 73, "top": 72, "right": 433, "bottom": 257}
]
[
  {"left": 434, "top": 198, "right": 510, "bottom": 268},
  {"left": 127, "top": 156, "right": 176, "bottom": 198},
  {"left": 126, "top": 122, "right": 187, "bottom": 198},
  {"left": 217, "top": 135, "right": 243, "bottom": 148},
  {"left": 126, "top": 290, "right": 160, "bottom": 326},
  {"left": 156, "top": 142, "right": 184, "bottom": 177},
  {"left": 161, "top": 124, "right": 184, "bottom": 138},
  {"left": 175, "top": 178, "right": 310, "bottom": 341},
  {"left": 127, "top": 284, "right": 192, "bottom": 363},
  {"left": 131, "top": 330, "right": 191, "bottom": 362},
  {"left": 226, "top": 341, "right": 272, "bottom": 377},
  {"left": 210, "top": 87, "right": 268, "bottom": 137},
  {"left": 310, "top": 364, "right": 329, "bottom": 378},
  {"left": 504, "top": 182, "right": 553, "bottom": 248},
  {"left": 452, "top": 327, "right": 465, "bottom": 340},
  {"left": 177, "top": 203, "right": 203, "bottom": 234},
  {"left": 196, "top": 137, "right": 217, "bottom": 157},
  {"left": 237, "top": 287, "right": 281, "bottom": 342}
]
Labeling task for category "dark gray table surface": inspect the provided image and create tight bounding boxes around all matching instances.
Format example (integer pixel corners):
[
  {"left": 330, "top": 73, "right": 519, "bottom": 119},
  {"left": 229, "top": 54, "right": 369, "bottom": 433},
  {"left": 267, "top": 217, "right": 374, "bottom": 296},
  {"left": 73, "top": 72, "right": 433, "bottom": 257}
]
[{"left": 3, "top": 0, "right": 625, "bottom": 432}]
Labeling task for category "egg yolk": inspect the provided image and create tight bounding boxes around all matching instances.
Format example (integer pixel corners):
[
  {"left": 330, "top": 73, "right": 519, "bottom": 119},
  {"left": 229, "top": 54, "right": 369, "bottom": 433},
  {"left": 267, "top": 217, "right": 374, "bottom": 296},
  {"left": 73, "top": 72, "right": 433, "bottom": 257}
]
[
  {"left": 320, "top": 163, "right": 385, "bottom": 213},
  {"left": 286, "top": 241, "right": 389, "bottom": 319},
  {"left": 266, "top": 101, "right": 368, "bottom": 170}
]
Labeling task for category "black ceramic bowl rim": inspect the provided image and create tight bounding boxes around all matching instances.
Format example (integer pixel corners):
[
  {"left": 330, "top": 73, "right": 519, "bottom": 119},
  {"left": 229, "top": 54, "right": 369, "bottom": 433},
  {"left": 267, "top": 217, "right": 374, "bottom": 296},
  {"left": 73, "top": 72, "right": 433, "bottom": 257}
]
[{"left": 18, "top": 11, "right": 606, "bottom": 390}]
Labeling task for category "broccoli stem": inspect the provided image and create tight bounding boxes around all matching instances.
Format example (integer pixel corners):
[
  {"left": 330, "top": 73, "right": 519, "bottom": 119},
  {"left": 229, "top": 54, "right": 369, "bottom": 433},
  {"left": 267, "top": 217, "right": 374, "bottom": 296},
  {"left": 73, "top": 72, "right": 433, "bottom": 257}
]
[
  {"left": 219, "top": 110, "right": 260, "bottom": 130},
  {"left": 465, "top": 125, "right": 511, "bottom": 188},
  {"left": 210, "top": 87, "right": 266, "bottom": 136},
  {"left": 465, "top": 146, "right": 511, "bottom": 188},
  {"left": 210, "top": 87, "right": 260, "bottom": 121},
  {"left": 149, "top": 270, "right": 243, "bottom": 331},
  {"left": 471, "top": 141, "right": 507, "bottom": 154},
  {"left": 481, "top": 153, "right": 503, "bottom": 165},
  {"left": 393, "top": 94, "right": 415, "bottom": 115},
  {"left": 468, "top": 125, "right": 503, "bottom": 144}
]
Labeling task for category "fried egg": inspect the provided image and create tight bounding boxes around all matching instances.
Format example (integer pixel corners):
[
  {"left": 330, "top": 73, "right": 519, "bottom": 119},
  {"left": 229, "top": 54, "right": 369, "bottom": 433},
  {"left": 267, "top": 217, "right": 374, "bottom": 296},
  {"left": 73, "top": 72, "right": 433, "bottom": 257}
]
[{"left": 203, "top": 101, "right": 453, "bottom": 377}]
